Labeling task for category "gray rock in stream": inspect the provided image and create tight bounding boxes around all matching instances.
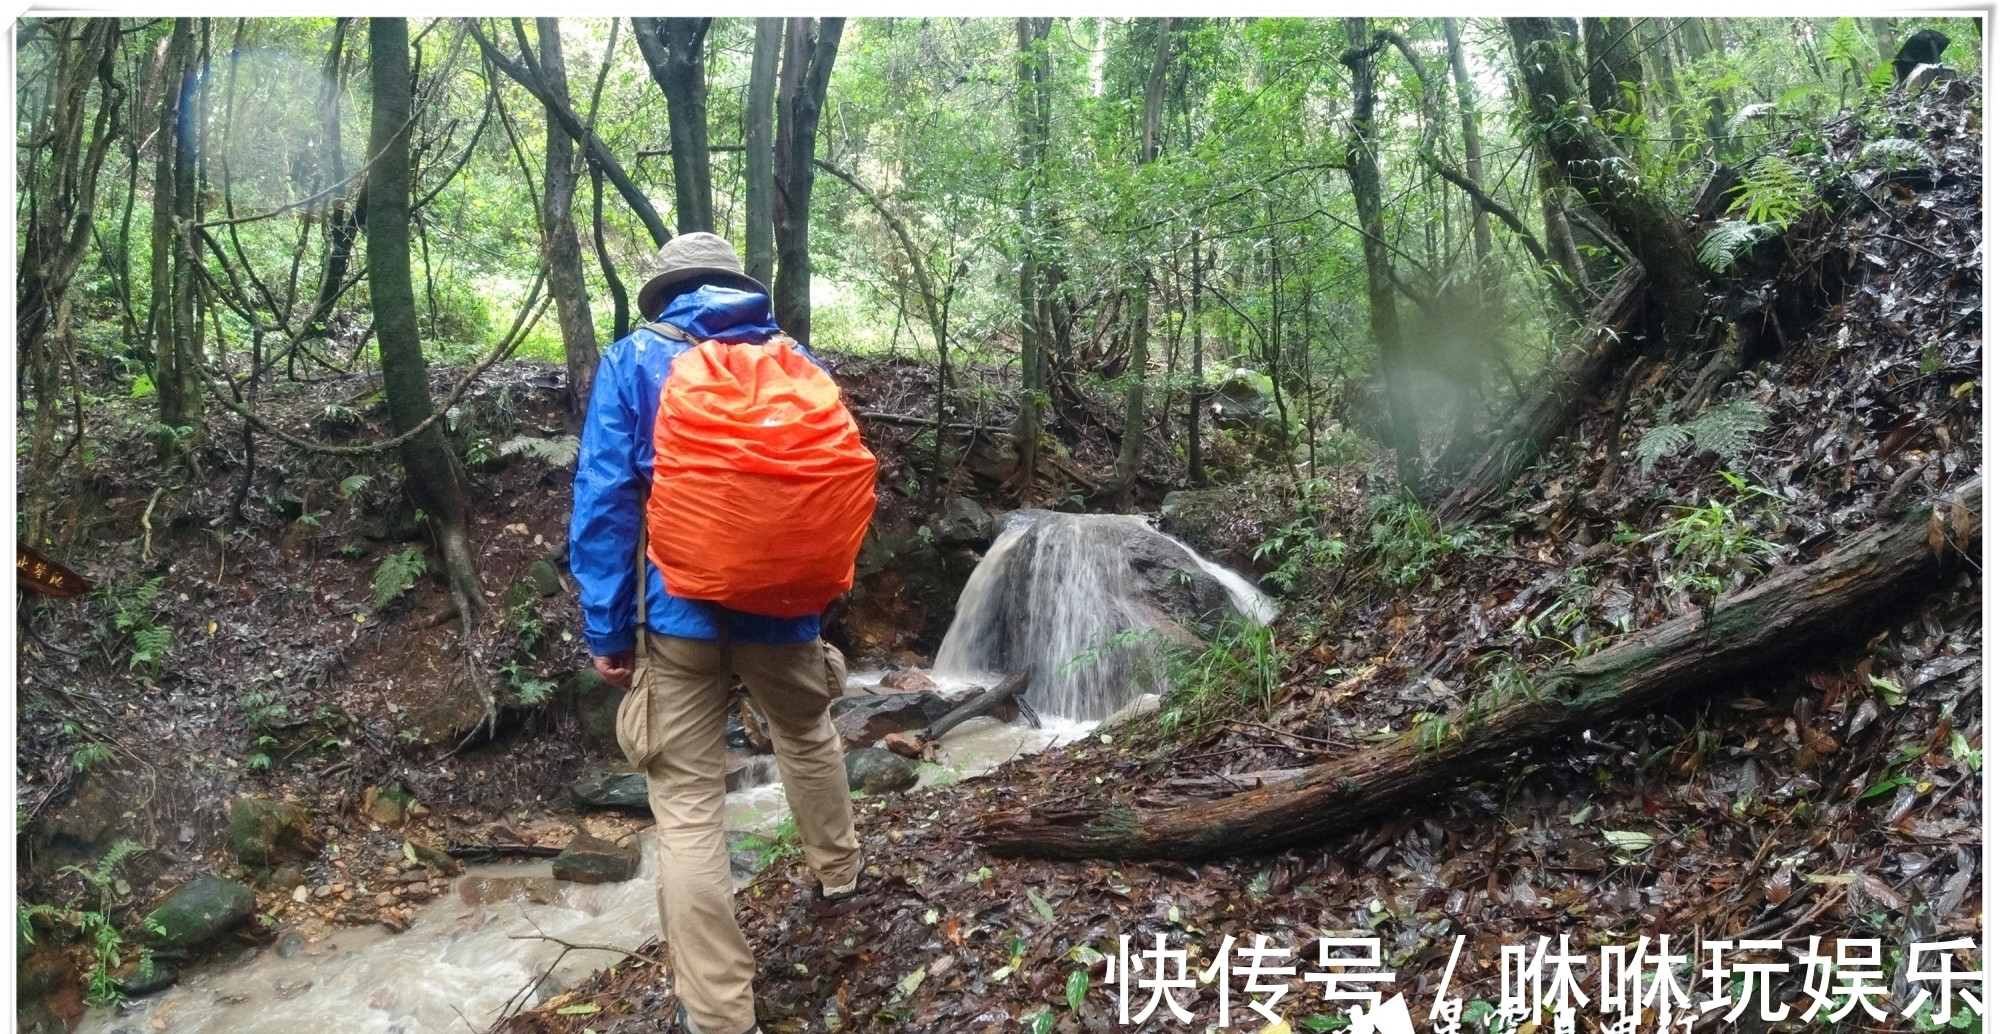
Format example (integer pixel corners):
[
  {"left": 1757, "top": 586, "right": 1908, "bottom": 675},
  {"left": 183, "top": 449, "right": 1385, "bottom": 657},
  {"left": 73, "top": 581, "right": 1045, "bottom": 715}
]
[
  {"left": 845, "top": 748, "right": 919, "bottom": 794},
  {"left": 144, "top": 876, "right": 255, "bottom": 949},
  {"left": 552, "top": 834, "right": 639, "bottom": 884},
  {"left": 572, "top": 759, "right": 769, "bottom": 811},
  {"left": 570, "top": 770, "right": 649, "bottom": 811},
  {"left": 111, "top": 957, "right": 178, "bottom": 997}
]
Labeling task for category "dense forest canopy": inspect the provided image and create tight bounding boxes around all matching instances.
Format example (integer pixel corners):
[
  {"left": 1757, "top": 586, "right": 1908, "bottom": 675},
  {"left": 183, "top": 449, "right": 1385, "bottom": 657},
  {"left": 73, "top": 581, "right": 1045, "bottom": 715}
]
[{"left": 17, "top": 16, "right": 1981, "bottom": 535}]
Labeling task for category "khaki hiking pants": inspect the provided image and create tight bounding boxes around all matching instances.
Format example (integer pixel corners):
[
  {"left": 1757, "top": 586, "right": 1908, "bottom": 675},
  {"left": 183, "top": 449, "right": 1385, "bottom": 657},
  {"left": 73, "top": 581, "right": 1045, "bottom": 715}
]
[{"left": 620, "top": 633, "right": 860, "bottom": 1034}]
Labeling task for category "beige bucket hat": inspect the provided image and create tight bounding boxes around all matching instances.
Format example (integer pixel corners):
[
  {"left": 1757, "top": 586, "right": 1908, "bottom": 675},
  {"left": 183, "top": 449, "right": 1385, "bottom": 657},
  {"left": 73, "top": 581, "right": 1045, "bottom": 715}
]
[{"left": 635, "top": 232, "right": 768, "bottom": 320}]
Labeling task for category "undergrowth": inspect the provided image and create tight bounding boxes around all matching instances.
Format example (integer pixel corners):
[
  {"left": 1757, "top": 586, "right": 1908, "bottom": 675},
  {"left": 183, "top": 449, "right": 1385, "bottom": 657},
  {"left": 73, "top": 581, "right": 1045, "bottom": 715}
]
[{"left": 1156, "top": 618, "right": 1283, "bottom": 737}]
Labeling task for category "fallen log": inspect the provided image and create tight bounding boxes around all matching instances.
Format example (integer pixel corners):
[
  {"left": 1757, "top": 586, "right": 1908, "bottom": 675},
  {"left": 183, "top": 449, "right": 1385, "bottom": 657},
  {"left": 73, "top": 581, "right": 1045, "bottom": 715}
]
[
  {"left": 922, "top": 670, "right": 1032, "bottom": 743},
  {"left": 973, "top": 480, "right": 1978, "bottom": 860},
  {"left": 1437, "top": 266, "right": 1644, "bottom": 521}
]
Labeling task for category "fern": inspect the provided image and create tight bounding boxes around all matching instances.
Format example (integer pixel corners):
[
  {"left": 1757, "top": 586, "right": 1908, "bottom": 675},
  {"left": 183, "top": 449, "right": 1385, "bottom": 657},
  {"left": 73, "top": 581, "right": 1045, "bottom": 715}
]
[
  {"left": 1697, "top": 220, "right": 1772, "bottom": 273},
  {"left": 129, "top": 626, "right": 171, "bottom": 672},
  {"left": 1635, "top": 429, "right": 1688, "bottom": 473},
  {"left": 338, "top": 474, "right": 373, "bottom": 498},
  {"left": 1825, "top": 18, "right": 1873, "bottom": 83},
  {"left": 1731, "top": 156, "right": 1812, "bottom": 229},
  {"left": 1638, "top": 401, "right": 1772, "bottom": 472},
  {"left": 372, "top": 547, "right": 428, "bottom": 607},
  {"left": 498, "top": 434, "right": 580, "bottom": 467},
  {"left": 1725, "top": 101, "right": 1774, "bottom": 136},
  {"left": 1690, "top": 400, "right": 1772, "bottom": 459}
]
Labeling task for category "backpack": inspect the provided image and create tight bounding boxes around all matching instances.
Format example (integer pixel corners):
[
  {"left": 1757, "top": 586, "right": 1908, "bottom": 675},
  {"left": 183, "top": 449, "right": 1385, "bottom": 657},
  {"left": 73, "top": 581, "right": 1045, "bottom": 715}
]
[{"left": 645, "top": 328, "right": 878, "bottom": 618}]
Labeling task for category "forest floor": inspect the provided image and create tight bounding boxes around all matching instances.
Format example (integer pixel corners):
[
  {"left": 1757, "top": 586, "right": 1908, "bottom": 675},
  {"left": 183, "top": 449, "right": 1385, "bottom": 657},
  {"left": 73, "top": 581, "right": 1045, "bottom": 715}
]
[
  {"left": 16, "top": 335, "right": 1150, "bottom": 1029},
  {"left": 489, "top": 81, "right": 1984, "bottom": 1034},
  {"left": 16, "top": 78, "right": 1981, "bottom": 1034}
]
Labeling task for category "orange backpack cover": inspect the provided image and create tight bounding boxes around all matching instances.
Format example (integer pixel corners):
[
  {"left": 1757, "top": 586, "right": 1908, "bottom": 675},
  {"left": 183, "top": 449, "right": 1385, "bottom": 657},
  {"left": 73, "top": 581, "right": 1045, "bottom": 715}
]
[{"left": 648, "top": 338, "right": 878, "bottom": 618}]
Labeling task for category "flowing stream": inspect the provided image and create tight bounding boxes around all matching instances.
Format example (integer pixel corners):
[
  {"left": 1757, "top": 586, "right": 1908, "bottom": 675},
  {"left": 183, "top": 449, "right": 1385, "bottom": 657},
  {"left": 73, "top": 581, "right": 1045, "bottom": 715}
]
[
  {"left": 79, "top": 511, "right": 1257, "bottom": 1034},
  {"left": 77, "top": 675, "right": 1090, "bottom": 1034}
]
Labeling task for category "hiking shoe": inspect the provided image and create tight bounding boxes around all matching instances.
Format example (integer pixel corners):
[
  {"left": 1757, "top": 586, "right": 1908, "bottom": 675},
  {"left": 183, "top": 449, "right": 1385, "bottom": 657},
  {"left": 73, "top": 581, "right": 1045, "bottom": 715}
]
[
  {"left": 818, "top": 872, "right": 860, "bottom": 903},
  {"left": 676, "top": 1002, "right": 761, "bottom": 1034}
]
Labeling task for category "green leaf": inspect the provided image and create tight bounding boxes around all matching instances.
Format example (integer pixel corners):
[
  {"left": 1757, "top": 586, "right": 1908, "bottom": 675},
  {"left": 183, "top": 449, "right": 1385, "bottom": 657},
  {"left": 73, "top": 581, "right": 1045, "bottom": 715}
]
[
  {"left": 1301, "top": 1017, "right": 1350, "bottom": 1032},
  {"left": 339, "top": 474, "right": 374, "bottom": 498},
  {"left": 1029, "top": 1009, "right": 1055, "bottom": 1034},
  {"left": 1065, "top": 968, "right": 1090, "bottom": 1011},
  {"left": 1603, "top": 830, "right": 1655, "bottom": 853},
  {"left": 896, "top": 966, "right": 925, "bottom": 997},
  {"left": 1027, "top": 889, "right": 1055, "bottom": 922},
  {"left": 1859, "top": 775, "right": 1912, "bottom": 801},
  {"left": 555, "top": 1003, "right": 600, "bottom": 1015}
]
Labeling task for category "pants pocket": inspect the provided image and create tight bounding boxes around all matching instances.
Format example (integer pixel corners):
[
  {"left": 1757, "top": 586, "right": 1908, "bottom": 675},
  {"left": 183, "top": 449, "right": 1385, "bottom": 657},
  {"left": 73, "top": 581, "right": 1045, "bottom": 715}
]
[
  {"left": 820, "top": 640, "right": 849, "bottom": 701},
  {"left": 615, "top": 683, "right": 653, "bottom": 767}
]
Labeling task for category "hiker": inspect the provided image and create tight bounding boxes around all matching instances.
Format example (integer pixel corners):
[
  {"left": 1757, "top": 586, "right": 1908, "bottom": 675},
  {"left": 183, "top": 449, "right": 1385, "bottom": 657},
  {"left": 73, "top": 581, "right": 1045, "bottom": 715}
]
[{"left": 569, "top": 232, "right": 877, "bottom": 1034}]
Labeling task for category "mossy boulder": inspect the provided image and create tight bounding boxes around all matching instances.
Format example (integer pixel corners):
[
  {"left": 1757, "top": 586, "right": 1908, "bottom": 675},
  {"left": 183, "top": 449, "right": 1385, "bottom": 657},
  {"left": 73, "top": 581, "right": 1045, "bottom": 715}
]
[
  {"left": 845, "top": 747, "right": 919, "bottom": 794},
  {"left": 144, "top": 876, "right": 254, "bottom": 949},
  {"left": 228, "top": 798, "right": 312, "bottom": 869}
]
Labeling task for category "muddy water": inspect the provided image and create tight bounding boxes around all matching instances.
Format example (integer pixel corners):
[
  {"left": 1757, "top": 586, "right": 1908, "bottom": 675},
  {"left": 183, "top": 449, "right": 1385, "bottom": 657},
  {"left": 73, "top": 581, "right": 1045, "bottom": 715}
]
[{"left": 79, "top": 675, "right": 1089, "bottom": 1034}]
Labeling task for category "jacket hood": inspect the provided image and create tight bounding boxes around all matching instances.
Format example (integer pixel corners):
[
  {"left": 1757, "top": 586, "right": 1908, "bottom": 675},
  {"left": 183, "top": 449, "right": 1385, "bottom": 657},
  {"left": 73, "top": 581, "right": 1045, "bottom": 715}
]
[{"left": 658, "top": 285, "right": 783, "bottom": 343}]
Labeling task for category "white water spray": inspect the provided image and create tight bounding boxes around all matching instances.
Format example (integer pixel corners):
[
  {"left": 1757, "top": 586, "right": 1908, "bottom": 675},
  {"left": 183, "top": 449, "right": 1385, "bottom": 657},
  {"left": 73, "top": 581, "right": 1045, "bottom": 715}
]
[{"left": 934, "top": 512, "right": 1274, "bottom": 721}]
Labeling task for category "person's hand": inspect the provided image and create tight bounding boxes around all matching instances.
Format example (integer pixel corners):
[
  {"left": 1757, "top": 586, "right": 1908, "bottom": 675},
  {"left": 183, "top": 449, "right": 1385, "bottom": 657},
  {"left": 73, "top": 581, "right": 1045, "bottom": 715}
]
[{"left": 594, "top": 650, "right": 636, "bottom": 689}]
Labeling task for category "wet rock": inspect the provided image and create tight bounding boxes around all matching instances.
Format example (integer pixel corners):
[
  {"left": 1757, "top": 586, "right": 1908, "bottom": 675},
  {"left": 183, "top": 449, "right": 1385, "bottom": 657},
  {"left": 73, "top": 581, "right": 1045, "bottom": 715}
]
[
  {"left": 552, "top": 834, "right": 639, "bottom": 884},
  {"left": 274, "top": 931, "right": 307, "bottom": 958},
  {"left": 832, "top": 692, "right": 951, "bottom": 749},
  {"left": 567, "top": 668, "right": 621, "bottom": 747},
  {"left": 406, "top": 838, "right": 458, "bottom": 871},
  {"left": 878, "top": 668, "right": 937, "bottom": 692},
  {"left": 936, "top": 497, "right": 991, "bottom": 545},
  {"left": 34, "top": 766, "right": 145, "bottom": 871},
  {"left": 724, "top": 709, "right": 753, "bottom": 752},
  {"left": 230, "top": 798, "right": 313, "bottom": 869},
  {"left": 259, "top": 862, "right": 306, "bottom": 895},
  {"left": 527, "top": 559, "right": 563, "bottom": 597},
  {"left": 570, "top": 769, "right": 649, "bottom": 812},
  {"left": 1103, "top": 692, "right": 1162, "bottom": 729},
  {"left": 845, "top": 748, "right": 919, "bottom": 794},
  {"left": 362, "top": 783, "right": 415, "bottom": 826},
  {"left": 1211, "top": 369, "right": 1288, "bottom": 458},
  {"left": 110, "top": 957, "right": 177, "bottom": 997},
  {"left": 144, "top": 876, "right": 255, "bottom": 949},
  {"left": 942, "top": 510, "right": 1268, "bottom": 718},
  {"left": 16, "top": 1001, "right": 69, "bottom": 1034},
  {"left": 726, "top": 831, "right": 767, "bottom": 881}
]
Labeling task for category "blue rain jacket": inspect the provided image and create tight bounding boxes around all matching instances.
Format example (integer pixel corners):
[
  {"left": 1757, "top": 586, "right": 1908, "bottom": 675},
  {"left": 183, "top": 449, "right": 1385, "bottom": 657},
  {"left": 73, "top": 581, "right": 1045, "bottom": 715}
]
[{"left": 569, "top": 286, "right": 825, "bottom": 656}]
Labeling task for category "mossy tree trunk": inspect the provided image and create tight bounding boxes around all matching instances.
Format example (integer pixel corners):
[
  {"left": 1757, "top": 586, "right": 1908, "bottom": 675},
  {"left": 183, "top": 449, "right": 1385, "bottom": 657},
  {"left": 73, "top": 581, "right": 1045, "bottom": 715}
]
[
  {"left": 534, "top": 18, "right": 598, "bottom": 421},
  {"left": 633, "top": 17, "right": 714, "bottom": 235},
  {"left": 367, "top": 18, "right": 487, "bottom": 637},
  {"left": 773, "top": 17, "right": 843, "bottom": 346},
  {"left": 743, "top": 18, "right": 782, "bottom": 288},
  {"left": 1342, "top": 18, "right": 1421, "bottom": 489}
]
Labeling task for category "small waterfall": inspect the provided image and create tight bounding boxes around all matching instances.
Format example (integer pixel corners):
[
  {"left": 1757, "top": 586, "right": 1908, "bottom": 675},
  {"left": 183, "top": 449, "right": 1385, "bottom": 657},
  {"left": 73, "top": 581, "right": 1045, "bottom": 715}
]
[{"left": 934, "top": 512, "right": 1274, "bottom": 721}]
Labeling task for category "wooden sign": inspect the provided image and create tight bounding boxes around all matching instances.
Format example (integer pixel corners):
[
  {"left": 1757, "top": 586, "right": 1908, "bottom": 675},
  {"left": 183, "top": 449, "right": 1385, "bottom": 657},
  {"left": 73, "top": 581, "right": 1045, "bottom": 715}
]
[{"left": 17, "top": 546, "right": 89, "bottom": 597}]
